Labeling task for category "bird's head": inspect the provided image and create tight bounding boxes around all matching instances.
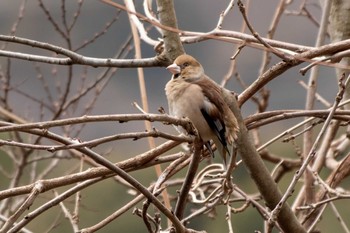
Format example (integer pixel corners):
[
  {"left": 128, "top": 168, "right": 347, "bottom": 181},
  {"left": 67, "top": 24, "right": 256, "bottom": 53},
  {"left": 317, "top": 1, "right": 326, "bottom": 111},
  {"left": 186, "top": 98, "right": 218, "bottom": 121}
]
[{"left": 166, "top": 54, "right": 204, "bottom": 80}]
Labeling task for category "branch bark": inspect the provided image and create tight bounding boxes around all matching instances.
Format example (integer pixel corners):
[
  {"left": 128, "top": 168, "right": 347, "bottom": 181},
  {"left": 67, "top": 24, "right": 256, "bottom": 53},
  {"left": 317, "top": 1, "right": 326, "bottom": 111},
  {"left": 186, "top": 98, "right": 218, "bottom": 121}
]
[
  {"left": 222, "top": 89, "right": 306, "bottom": 233},
  {"left": 174, "top": 137, "right": 202, "bottom": 220},
  {"left": 155, "top": 0, "right": 185, "bottom": 62}
]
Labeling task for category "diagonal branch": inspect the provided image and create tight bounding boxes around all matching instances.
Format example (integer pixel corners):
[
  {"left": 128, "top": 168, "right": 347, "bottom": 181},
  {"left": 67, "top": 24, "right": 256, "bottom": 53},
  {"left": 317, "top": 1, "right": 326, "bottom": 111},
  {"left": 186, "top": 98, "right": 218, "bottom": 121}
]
[{"left": 222, "top": 88, "right": 306, "bottom": 233}]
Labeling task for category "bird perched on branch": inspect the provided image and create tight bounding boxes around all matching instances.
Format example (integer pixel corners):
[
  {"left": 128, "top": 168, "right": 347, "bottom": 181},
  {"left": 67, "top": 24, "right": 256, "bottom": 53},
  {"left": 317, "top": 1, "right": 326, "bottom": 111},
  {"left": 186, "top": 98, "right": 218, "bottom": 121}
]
[{"left": 165, "top": 54, "right": 239, "bottom": 164}]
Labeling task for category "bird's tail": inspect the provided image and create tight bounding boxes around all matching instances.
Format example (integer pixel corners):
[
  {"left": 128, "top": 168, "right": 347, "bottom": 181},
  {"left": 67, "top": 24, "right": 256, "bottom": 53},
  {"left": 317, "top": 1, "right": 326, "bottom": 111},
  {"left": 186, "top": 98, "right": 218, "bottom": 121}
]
[{"left": 213, "top": 137, "right": 229, "bottom": 166}]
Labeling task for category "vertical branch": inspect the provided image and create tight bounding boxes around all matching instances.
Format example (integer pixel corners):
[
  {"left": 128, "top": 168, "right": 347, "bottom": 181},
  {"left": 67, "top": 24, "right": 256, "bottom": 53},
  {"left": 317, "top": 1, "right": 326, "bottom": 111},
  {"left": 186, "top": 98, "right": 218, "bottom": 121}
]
[
  {"left": 56, "top": 190, "right": 80, "bottom": 233},
  {"left": 328, "top": 0, "right": 350, "bottom": 106},
  {"left": 259, "top": 0, "right": 290, "bottom": 75},
  {"left": 155, "top": 0, "right": 185, "bottom": 61},
  {"left": 174, "top": 137, "right": 202, "bottom": 220},
  {"left": 72, "top": 156, "right": 84, "bottom": 225},
  {"left": 220, "top": 0, "right": 249, "bottom": 87},
  {"left": 295, "top": 0, "right": 333, "bottom": 210},
  {"left": 125, "top": 0, "right": 172, "bottom": 227}
]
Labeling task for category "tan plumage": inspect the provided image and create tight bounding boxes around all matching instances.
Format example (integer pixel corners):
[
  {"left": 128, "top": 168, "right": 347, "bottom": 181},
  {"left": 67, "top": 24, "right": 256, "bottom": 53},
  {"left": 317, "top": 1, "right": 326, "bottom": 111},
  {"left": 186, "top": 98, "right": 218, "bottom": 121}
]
[{"left": 165, "top": 54, "right": 239, "bottom": 164}]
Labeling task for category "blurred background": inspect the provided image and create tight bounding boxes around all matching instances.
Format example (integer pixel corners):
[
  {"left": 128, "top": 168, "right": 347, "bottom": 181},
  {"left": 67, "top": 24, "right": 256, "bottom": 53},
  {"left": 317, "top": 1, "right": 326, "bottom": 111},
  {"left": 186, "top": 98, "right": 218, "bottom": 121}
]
[{"left": 0, "top": 0, "right": 345, "bottom": 232}]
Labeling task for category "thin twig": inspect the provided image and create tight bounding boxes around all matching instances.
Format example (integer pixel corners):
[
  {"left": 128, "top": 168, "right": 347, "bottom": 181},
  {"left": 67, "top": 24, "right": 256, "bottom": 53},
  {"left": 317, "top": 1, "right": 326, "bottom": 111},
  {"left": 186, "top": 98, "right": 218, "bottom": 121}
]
[
  {"left": 216, "top": 0, "right": 235, "bottom": 29},
  {"left": 268, "top": 73, "right": 348, "bottom": 225},
  {"left": 237, "top": 0, "right": 292, "bottom": 62},
  {"left": 0, "top": 182, "right": 44, "bottom": 233},
  {"left": 56, "top": 190, "right": 80, "bottom": 232}
]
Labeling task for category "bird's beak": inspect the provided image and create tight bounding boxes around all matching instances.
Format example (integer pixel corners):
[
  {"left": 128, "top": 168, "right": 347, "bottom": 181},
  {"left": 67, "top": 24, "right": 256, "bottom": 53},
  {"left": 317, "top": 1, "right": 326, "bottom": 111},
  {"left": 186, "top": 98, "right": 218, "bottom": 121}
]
[{"left": 166, "top": 63, "right": 181, "bottom": 75}]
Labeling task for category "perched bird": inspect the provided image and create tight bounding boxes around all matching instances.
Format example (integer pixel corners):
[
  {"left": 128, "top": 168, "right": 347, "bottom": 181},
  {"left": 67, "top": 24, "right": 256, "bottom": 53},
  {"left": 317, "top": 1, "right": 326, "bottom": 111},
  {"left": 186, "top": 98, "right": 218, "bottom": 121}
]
[{"left": 165, "top": 54, "right": 239, "bottom": 164}]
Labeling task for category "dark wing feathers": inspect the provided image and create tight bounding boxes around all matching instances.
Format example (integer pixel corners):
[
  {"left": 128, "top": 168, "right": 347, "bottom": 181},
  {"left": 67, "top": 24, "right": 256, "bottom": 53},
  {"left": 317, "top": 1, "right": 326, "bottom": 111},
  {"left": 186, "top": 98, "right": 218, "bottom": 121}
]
[
  {"left": 204, "top": 141, "right": 215, "bottom": 158},
  {"left": 200, "top": 108, "right": 230, "bottom": 155},
  {"left": 184, "top": 73, "right": 237, "bottom": 157}
]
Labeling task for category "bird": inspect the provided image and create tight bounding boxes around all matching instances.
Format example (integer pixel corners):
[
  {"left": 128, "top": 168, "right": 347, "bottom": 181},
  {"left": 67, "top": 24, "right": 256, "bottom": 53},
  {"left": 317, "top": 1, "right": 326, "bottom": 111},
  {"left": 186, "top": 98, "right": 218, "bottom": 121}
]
[{"left": 165, "top": 54, "right": 239, "bottom": 165}]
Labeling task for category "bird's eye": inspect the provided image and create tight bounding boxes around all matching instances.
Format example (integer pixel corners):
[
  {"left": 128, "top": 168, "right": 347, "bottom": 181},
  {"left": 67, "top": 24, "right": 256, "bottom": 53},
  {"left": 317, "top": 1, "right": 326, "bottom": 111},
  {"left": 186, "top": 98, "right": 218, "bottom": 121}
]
[{"left": 183, "top": 62, "right": 189, "bottom": 67}]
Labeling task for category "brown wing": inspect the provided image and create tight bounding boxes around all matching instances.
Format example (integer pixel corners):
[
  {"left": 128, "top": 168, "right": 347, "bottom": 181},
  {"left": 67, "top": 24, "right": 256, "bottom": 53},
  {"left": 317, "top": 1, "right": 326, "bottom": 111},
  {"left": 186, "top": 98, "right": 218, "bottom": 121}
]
[{"left": 192, "top": 75, "right": 238, "bottom": 145}]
